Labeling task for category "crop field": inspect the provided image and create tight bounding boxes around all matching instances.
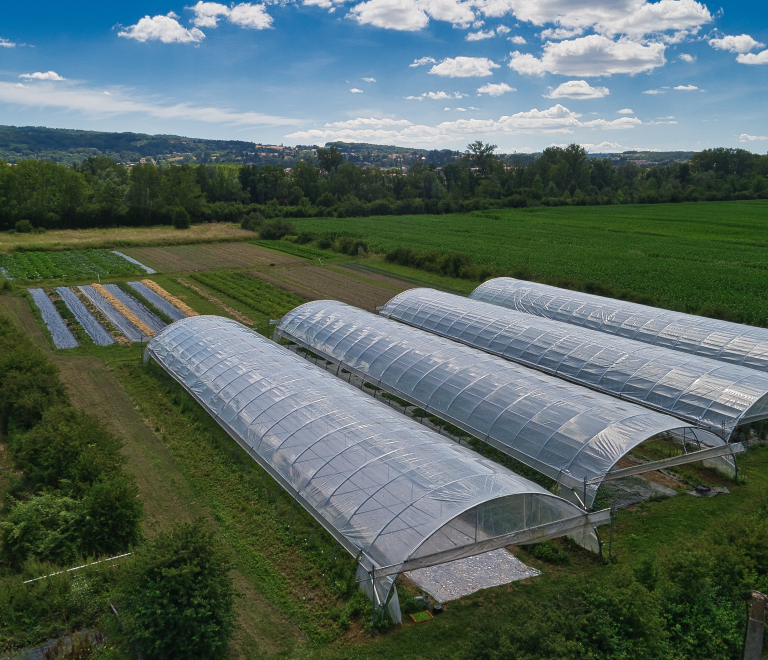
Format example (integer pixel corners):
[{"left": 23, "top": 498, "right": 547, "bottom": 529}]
[
  {"left": 249, "top": 265, "right": 412, "bottom": 310},
  {"left": 294, "top": 201, "right": 768, "bottom": 326},
  {"left": 190, "top": 271, "right": 307, "bottom": 319},
  {"left": 0, "top": 249, "right": 145, "bottom": 280},
  {"left": 122, "top": 242, "right": 302, "bottom": 273},
  {"left": 254, "top": 240, "right": 338, "bottom": 261}
]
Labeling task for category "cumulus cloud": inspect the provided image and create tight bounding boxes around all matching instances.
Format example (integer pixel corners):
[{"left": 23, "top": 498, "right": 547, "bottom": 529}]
[
  {"left": 19, "top": 71, "right": 66, "bottom": 81},
  {"left": 477, "top": 82, "right": 516, "bottom": 96},
  {"left": 0, "top": 80, "right": 294, "bottom": 127},
  {"left": 285, "top": 103, "right": 642, "bottom": 146},
  {"left": 508, "top": 35, "right": 526, "bottom": 44},
  {"left": 0, "top": 38, "right": 15, "bottom": 48},
  {"left": 362, "top": 77, "right": 377, "bottom": 82},
  {"left": 540, "top": 26, "right": 584, "bottom": 40},
  {"left": 673, "top": 84, "right": 698, "bottom": 90},
  {"left": 582, "top": 141, "right": 624, "bottom": 152},
  {"left": 643, "top": 88, "right": 665, "bottom": 94},
  {"left": 350, "top": 87, "right": 364, "bottom": 93},
  {"left": 617, "top": 108, "right": 634, "bottom": 113},
  {"left": 410, "top": 56, "right": 437, "bottom": 67},
  {"left": 678, "top": 53, "right": 695, "bottom": 62},
  {"left": 476, "top": 0, "right": 712, "bottom": 41},
  {"left": 509, "top": 35, "right": 666, "bottom": 76},
  {"left": 349, "top": 0, "right": 475, "bottom": 30},
  {"left": 430, "top": 56, "right": 500, "bottom": 77},
  {"left": 736, "top": 50, "right": 768, "bottom": 65},
  {"left": 709, "top": 34, "right": 764, "bottom": 54},
  {"left": 420, "top": 0, "right": 476, "bottom": 27},
  {"left": 406, "top": 90, "right": 466, "bottom": 99},
  {"left": 467, "top": 29, "right": 495, "bottom": 40},
  {"left": 118, "top": 13, "right": 206, "bottom": 43},
  {"left": 189, "top": 2, "right": 273, "bottom": 29},
  {"left": 544, "top": 80, "right": 609, "bottom": 99},
  {"left": 739, "top": 134, "right": 768, "bottom": 142},
  {"left": 496, "top": 25, "right": 510, "bottom": 34}
]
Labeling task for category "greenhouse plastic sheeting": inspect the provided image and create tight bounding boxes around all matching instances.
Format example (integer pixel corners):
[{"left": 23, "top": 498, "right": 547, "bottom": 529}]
[
  {"left": 56, "top": 287, "right": 114, "bottom": 346},
  {"left": 28, "top": 288, "right": 78, "bottom": 349},
  {"left": 128, "top": 281, "right": 187, "bottom": 322},
  {"left": 145, "top": 315, "right": 597, "bottom": 609},
  {"left": 78, "top": 285, "right": 144, "bottom": 342},
  {"left": 103, "top": 284, "right": 166, "bottom": 334},
  {"left": 277, "top": 301, "right": 724, "bottom": 506},
  {"left": 472, "top": 278, "right": 768, "bottom": 374},
  {"left": 112, "top": 251, "right": 156, "bottom": 274},
  {"left": 380, "top": 289, "right": 768, "bottom": 437}
]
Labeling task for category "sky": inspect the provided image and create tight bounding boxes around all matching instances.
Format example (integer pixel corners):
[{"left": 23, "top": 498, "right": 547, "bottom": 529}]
[{"left": 0, "top": 0, "right": 766, "bottom": 153}]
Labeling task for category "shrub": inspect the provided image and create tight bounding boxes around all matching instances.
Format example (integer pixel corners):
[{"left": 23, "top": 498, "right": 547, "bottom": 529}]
[
  {"left": 15, "top": 219, "right": 33, "bottom": 233},
  {"left": 259, "top": 218, "right": 294, "bottom": 240},
  {"left": 240, "top": 211, "right": 263, "bottom": 231},
  {"left": 172, "top": 207, "right": 191, "bottom": 229},
  {"left": 78, "top": 476, "right": 143, "bottom": 557}
]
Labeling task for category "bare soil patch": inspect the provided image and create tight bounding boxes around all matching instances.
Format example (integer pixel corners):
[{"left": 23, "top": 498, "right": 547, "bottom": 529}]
[{"left": 125, "top": 243, "right": 301, "bottom": 273}]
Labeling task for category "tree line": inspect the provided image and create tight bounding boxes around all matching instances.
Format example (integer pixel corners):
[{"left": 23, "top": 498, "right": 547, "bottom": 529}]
[{"left": 1, "top": 143, "right": 767, "bottom": 232}]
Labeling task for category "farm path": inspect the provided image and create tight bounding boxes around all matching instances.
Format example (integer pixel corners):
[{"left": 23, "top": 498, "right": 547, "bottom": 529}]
[{"left": 0, "top": 294, "right": 304, "bottom": 658}]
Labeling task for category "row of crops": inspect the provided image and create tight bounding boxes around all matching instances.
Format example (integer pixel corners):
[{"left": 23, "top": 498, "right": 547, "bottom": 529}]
[
  {"left": 190, "top": 271, "right": 306, "bottom": 319},
  {"left": 0, "top": 249, "right": 150, "bottom": 280}
]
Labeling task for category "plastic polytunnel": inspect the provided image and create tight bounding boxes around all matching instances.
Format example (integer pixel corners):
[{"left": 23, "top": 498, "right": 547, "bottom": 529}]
[
  {"left": 472, "top": 278, "right": 768, "bottom": 374},
  {"left": 380, "top": 288, "right": 768, "bottom": 440},
  {"left": 277, "top": 301, "right": 736, "bottom": 508},
  {"left": 144, "top": 316, "right": 608, "bottom": 615}
]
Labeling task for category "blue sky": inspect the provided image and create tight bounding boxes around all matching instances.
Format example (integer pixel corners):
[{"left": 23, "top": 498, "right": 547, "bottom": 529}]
[{"left": 0, "top": 0, "right": 766, "bottom": 152}]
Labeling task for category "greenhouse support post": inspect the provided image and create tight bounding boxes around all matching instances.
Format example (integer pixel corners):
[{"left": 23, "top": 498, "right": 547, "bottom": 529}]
[{"left": 744, "top": 591, "right": 765, "bottom": 660}]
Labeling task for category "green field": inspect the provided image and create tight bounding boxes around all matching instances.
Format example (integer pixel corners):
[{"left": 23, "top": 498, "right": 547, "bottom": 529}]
[
  {"left": 0, "top": 249, "right": 144, "bottom": 281},
  {"left": 294, "top": 201, "right": 768, "bottom": 325}
]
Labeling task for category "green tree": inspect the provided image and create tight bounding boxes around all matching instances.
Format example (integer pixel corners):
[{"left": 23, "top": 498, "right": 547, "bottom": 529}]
[
  {"left": 126, "top": 164, "right": 162, "bottom": 224},
  {"left": 464, "top": 141, "right": 499, "bottom": 177},
  {"left": 122, "top": 521, "right": 236, "bottom": 660},
  {"left": 317, "top": 145, "right": 343, "bottom": 173}
]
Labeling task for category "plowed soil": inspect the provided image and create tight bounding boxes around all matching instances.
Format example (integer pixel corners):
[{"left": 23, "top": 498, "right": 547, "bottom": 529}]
[
  {"left": 124, "top": 243, "right": 301, "bottom": 273},
  {"left": 248, "top": 264, "right": 413, "bottom": 311}
]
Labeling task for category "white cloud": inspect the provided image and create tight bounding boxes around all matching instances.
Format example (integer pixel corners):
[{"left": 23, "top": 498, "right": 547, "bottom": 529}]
[
  {"left": 0, "top": 37, "right": 15, "bottom": 48},
  {"left": 410, "top": 56, "right": 437, "bottom": 67},
  {"left": 406, "top": 90, "right": 467, "bottom": 100},
  {"left": 0, "top": 81, "right": 294, "bottom": 126},
  {"left": 456, "top": 107, "right": 467, "bottom": 111},
  {"left": 544, "top": 80, "right": 609, "bottom": 99},
  {"left": 286, "top": 103, "right": 642, "bottom": 146},
  {"left": 467, "top": 29, "right": 495, "bottom": 40},
  {"left": 496, "top": 25, "right": 510, "bottom": 34},
  {"left": 476, "top": 0, "right": 712, "bottom": 40},
  {"left": 349, "top": 0, "right": 475, "bottom": 30},
  {"left": 540, "top": 26, "right": 584, "bottom": 40},
  {"left": 362, "top": 77, "right": 377, "bottom": 82},
  {"left": 617, "top": 108, "right": 634, "bottom": 113},
  {"left": 736, "top": 50, "right": 768, "bottom": 65},
  {"left": 508, "top": 35, "right": 526, "bottom": 44},
  {"left": 673, "top": 84, "right": 698, "bottom": 90},
  {"left": 583, "top": 141, "right": 623, "bottom": 152},
  {"left": 19, "top": 71, "right": 66, "bottom": 81},
  {"left": 350, "top": 87, "right": 364, "bottom": 93},
  {"left": 189, "top": 2, "right": 273, "bottom": 29},
  {"left": 709, "top": 34, "right": 764, "bottom": 54},
  {"left": 477, "top": 82, "right": 516, "bottom": 96},
  {"left": 739, "top": 134, "right": 768, "bottom": 142},
  {"left": 420, "top": 0, "right": 476, "bottom": 27},
  {"left": 643, "top": 88, "right": 665, "bottom": 94},
  {"left": 509, "top": 36, "right": 666, "bottom": 76},
  {"left": 118, "top": 13, "right": 206, "bottom": 43},
  {"left": 678, "top": 53, "right": 695, "bottom": 62},
  {"left": 430, "top": 56, "right": 500, "bottom": 77}
]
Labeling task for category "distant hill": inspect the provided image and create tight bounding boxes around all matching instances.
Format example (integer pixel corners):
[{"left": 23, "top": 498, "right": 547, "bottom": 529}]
[{"left": 0, "top": 125, "right": 698, "bottom": 168}]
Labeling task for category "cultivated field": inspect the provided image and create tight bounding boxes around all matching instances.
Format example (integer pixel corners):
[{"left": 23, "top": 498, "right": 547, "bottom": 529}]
[{"left": 123, "top": 242, "right": 302, "bottom": 272}]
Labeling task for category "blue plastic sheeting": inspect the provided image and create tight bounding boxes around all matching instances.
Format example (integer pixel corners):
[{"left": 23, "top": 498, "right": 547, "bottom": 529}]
[
  {"left": 28, "top": 288, "right": 78, "bottom": 349},
  {"left": 128, "top": 281, "right": 187, "bottom": 322},
  {"left": 0, "top": 267, "right": 12, "bottom": 280},
  {"left": 78, "top": 285, "right": 144, "bottom": 341},
  {"left": 112, "top": 251, "right": 156, "bottom": 274},
  {"left": 55, "top": 287, "right": 115, "bottom": 346},
  {"left": 103, "top": 284, "right": 166, "bottom": 333}
]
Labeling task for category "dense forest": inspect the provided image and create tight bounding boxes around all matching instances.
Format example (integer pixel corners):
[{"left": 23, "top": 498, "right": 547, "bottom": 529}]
[{"left": 0, "top": 143, "right": 766, "bottom": 232}]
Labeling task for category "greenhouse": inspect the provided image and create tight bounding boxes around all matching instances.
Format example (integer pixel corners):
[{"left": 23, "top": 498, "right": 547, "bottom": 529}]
[
  {"left": 471, "top": 278, "right": 768, "bottom": 374},
  {"left": 380, "top": 289, "right": 768, "bottom": 439},
  {"left": 144, "top": 315, "right": 608, "bottom": 617},
  {"left": 277, "top": 301, "right": 739, "bottom": 508}
]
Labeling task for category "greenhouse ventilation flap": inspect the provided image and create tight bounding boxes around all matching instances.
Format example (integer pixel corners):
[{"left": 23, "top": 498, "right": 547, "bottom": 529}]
[
  {"left": 144, "top": 316, "right": 607, "bottom": 614},
  {"left": 379, "top": 289, "right": 768, "bottom": 439},
  {"left": 471, "top": 278, "right": 768, "bottom": 374},
  {"left": 276, "top": 301, "right": 740, "bottom": 508}
]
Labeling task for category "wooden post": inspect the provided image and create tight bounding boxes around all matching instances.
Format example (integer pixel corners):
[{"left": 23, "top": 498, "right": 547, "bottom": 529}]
[{"left": 744, "top": 591, "right": 766, "bottom": 660}]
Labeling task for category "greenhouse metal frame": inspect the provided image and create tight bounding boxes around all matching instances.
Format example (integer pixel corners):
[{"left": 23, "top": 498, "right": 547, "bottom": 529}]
[
  {"left": 276, "top": 301, "right": 742, "bottom": 508},
  {"left": 144, "top": 315, "right": 608, "bottom": 614},
  {"left": 380, "top": 289, "right": 768, "bottom": 440},
  {"left": 472, "top": 277, "right": 768, "bottom": 374}
]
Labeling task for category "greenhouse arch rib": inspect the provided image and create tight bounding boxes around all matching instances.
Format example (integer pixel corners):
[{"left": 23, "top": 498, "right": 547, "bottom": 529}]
[
  {"left": 379, "top": 288, "right": 768, "bottom": 439},
  {"left": 471, "top": 278, "right": 768, "bottom": 373},
  {"left": 144, "top": 315, "right": 604, "bottom": 610},
  {"left": 275, "top": 301, "right": 741, "bottom": 509}
]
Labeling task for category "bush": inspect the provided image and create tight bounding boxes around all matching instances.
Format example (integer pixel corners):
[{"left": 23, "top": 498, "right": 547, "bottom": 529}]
[
  {"left": 15, "top": 219, "right": 33, "bottom": 233},
  {"left": 240, "top": 211, "right": 263, "bottom": 232},
  {"left": 78, "top": 476, "right": 144, "bottom": 557},
  {"left": 259, "top": 218, "right": 294, "bottom": 240},
  {"left": 122, "top": 521, "right": 236, "bottom": 660},
  {"left": 172, "top": 207, "right": 191, "bottom": 229}
]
